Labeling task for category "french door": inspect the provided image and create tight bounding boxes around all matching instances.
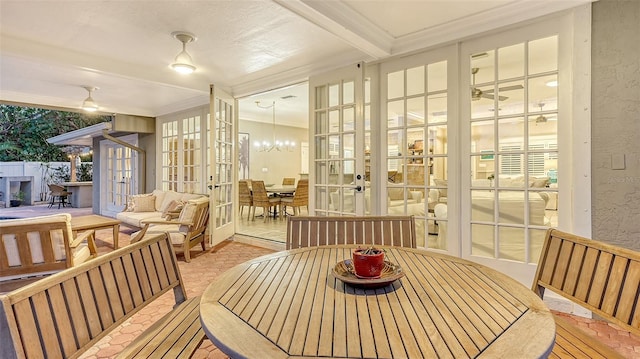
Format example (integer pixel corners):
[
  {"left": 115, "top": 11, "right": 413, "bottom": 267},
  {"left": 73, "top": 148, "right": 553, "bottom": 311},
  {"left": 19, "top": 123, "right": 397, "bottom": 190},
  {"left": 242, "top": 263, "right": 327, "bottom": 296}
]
[
  {"left": 460, "top": 16, "right": 575, "bottom": 285},
  {"left": 309, "top": 63, "right": 367, "bottom": 215},
  {"left": 209, "top": 84, "right": 235, "bottom": 245},
  {"left": 100, "top": 134, "right": 137, "bottom": 217},
  {"left": 380, "top": 46, "right": 457, "bottom": 252}
]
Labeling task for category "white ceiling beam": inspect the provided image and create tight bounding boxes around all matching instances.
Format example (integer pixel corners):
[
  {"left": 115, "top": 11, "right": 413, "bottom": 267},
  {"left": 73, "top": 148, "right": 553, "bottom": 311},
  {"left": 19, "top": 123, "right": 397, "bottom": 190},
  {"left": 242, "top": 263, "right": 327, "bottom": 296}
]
[{"left": 274, "top": 0, "right": 393, "bottom": 59}]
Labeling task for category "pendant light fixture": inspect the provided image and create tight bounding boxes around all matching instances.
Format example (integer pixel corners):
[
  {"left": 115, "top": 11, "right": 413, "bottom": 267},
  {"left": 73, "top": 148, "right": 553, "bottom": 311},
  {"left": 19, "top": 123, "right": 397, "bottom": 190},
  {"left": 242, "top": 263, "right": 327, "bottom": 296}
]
[
  {"left": 171, "top": 31, "right": 197, "bottom": 74},
  {"left": 81, "top": 86, "right": 99, "bottom": 112},
  {"left": 254, "top": 101, "right": 295, "bottom": 152}
]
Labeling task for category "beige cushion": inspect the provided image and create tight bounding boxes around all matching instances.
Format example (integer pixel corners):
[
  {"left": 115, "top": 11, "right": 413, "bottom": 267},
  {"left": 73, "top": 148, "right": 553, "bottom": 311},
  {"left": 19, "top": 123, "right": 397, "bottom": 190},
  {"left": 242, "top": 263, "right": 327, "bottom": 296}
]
[
  {"left": 388, "top": 187, "right": 404, "bottom": 200},
  {"left": 178, "top": 203, "right": 198, "bottom": 224},
  {"left": 0, "top": 214, "right": 72, "bottom": 267},
  {"left": 126, "top": 193, "right": 152, "bottom": 212},
  {"left": 152, "top": 189, "right": 168, "bottom": 211},
  {"left": 530, "top": 177, "right": 549, "bottom": 188},
  {"left": 434, "top": 179, "right": 448, "bottom": 198},
  {"left": 160, "top": 191, "right": 183, "bottom": 212},
  {"left": 162, "top": 200, "right": 185, "bottom": 219},
  {"left": 133, "top": 195, "right": 157, "bottom": 212}
]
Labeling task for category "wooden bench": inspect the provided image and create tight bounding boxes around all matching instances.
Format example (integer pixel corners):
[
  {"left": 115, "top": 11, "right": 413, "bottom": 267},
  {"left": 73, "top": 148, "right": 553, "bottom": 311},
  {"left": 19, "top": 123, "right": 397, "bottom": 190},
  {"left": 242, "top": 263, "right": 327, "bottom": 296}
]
[
  {"left": 286, "top": 215, "right": 416, "bottom": 250},
  {"left": 0, "top": 233, "right": 206, "bottom": 359},
  {"left": 0, "top": 214, "right": 96, "bottom": 293},
  {"left": 532, "top": 229, "right": 640, "bottom": 358}
]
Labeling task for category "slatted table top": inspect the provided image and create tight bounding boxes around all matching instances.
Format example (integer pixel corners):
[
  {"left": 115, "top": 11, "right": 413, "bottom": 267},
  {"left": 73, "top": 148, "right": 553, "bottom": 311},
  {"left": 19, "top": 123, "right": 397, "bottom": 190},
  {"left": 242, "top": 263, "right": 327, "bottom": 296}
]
[{"left": 200, "top": 246, "right": 555, "bottom": 359}]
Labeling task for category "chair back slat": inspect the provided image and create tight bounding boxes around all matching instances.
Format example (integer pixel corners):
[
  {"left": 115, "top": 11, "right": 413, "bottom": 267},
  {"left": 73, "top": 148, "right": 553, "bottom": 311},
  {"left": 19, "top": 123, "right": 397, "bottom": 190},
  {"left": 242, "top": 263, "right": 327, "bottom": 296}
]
[
  {"left": 0, "top": 234, "right": 185, "bottom": 359},
  {"left": 286, "top": 216, "right": 416, "bottom": 250},
  {"left": 532, "top": 229, "right": 640, "bottom": 335}
]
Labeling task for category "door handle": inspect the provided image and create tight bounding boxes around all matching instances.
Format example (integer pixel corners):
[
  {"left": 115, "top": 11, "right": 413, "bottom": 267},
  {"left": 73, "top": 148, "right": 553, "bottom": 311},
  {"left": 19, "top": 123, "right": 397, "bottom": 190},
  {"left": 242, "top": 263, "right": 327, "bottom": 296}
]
[{"left": 349, "top": 185, "right": 362, "bottom": 192}]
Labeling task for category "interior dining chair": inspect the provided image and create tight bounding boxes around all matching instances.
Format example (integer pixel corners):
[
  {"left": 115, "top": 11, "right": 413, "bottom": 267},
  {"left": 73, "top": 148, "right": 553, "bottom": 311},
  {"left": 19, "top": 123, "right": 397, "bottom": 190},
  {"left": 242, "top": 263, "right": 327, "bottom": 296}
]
[
  {"left": 280, "top": 179, "right": 308, "bottom": 216},
  {"left": 251, "top": 180, "right": 281, "bottom": 222},
  {"left": 48, "top": 183, "right": 71, "bottom": 209},
  {"left": 239, "top": 180, "right": 253, "bottom": 220},
  {"left": 280, "top": 177, "right": 296, "bottom": 197}
]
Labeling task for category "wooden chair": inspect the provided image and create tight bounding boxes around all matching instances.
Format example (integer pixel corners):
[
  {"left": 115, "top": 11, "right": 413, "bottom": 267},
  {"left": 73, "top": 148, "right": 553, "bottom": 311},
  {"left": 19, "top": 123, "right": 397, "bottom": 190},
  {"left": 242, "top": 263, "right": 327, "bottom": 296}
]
[
  {"left": 48, "top": 183, "right": 71, "bottom": 209},
  {"left": 239, "top": 180, "right": 253, "bottom": 219},
  {"left": 0, "top": 214, "right": 96, "bottom": 292},
  {"left": 251, "top": 180, "right": 281, "bottom": 222},
  {"left": 132, "top": 199, "right": 209, "bottom": 262},
  {"left": 286, "top": 215, "right": 416, "bottom": 250},
  {"left": 280, "top": 178, "right": 308, "bottom": 216},
  {"left": 532, "top": 229, "right": 640, "bottom": 358},
  {"left": 282, "top": 177, "right": 295, "bottom": 186}
]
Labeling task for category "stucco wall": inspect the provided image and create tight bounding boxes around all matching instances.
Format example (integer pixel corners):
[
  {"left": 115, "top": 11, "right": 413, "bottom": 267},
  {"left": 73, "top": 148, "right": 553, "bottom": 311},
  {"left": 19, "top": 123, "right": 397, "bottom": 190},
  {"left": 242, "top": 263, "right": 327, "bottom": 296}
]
[{"left": 591, "top": 0, "right": 640, "bottom": 249}]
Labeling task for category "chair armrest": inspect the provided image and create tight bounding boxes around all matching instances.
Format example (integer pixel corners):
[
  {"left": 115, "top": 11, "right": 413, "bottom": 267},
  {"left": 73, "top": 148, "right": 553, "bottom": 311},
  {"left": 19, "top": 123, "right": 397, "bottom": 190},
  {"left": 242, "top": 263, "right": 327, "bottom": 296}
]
[
  {"left": 70, "top": 230, "right": 98, "bottom": 257},
  {"left": 142, "top": 219, "right": 187, "bottom": 225}
]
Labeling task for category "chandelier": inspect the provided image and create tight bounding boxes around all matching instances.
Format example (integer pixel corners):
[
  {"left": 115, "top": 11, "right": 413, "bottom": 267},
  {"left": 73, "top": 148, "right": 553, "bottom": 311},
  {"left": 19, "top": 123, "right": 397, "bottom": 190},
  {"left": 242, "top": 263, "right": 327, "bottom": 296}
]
[{"left": 254, "top": 100, "right": 295, "bottom": 152}]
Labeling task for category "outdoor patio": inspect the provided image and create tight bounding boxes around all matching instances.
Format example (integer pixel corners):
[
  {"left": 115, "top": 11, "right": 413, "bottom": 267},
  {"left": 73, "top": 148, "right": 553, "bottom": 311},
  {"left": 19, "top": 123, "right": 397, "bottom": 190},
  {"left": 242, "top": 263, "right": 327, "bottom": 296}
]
[{"left": 1, "top": 204, "right": 639, "bottom": 358}]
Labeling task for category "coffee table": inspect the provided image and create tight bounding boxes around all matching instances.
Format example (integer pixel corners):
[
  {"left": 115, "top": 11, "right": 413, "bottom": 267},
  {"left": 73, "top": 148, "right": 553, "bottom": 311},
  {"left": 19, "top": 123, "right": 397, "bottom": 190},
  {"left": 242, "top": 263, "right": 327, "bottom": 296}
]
[{"left": 71, "top": 215, "right": 121, "bottom": 249}]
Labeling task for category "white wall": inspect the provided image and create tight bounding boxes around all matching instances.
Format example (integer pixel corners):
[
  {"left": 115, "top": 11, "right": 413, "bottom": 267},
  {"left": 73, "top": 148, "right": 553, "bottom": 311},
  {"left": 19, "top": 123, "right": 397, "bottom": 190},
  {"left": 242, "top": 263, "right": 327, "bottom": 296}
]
[{"left": 0, "top": 161, "right": 70, "bottom": 203}]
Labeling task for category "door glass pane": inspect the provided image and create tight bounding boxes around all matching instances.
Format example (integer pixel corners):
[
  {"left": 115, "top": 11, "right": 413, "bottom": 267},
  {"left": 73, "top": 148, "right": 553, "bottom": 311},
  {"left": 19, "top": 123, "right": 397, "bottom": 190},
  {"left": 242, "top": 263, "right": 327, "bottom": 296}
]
[
  {"left": 498, "top": 226, "right": 525, "bottom": 261},
  {"left": 471, "top": 223, "right": 494, "bottom": 257},
  {"left": 388, "top": 100, "right": 405, "bottom": 127},
  {"left": 406, "top": 66, "right": 424, "bottom": 96},
  {"left": 428, "top": 94, "right": 447, "bottom": 124},
  {"left": 388, "top": 70, "right": 404, "bottom": 99},
  {"left": 497, "top": 80, "right": 524, "bottom": 116},
  {"left": 343, "top": 81, "right": 355, "bottom": 104},
  {"left": 498, "top": 44, "right": 524, "bottom": 80},
  {"left": 407, "top": 97, "right": 425, "bottom": 125},
  {"left": 329, "top": 84, "right": 339, "bottom": 107},
  {"left": 343, "top": 107, "right": 355, "bottom": 131},
  {"left": 529, "top": 36, "right": 558, "bottom": 74},
  {"left": 329, "top": 110, "right": 340, "bottom": 133},
  {"left": 428, "top": 61, "right": 447, "bottom": 92}
]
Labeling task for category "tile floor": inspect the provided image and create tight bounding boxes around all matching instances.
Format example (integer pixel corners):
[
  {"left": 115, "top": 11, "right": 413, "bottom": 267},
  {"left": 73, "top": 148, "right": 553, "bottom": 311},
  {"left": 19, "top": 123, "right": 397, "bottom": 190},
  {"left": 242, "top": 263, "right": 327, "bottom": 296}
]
[{"left": 1, "top": 204, "right": 639, "bottom": 358}]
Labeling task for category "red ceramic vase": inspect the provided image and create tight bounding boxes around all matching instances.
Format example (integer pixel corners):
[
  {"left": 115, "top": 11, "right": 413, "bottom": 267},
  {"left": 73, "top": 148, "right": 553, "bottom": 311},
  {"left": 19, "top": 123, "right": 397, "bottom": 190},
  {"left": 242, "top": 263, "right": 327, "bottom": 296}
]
[{"left": 352, "top": 248, "right": 385, "bottom": 278}]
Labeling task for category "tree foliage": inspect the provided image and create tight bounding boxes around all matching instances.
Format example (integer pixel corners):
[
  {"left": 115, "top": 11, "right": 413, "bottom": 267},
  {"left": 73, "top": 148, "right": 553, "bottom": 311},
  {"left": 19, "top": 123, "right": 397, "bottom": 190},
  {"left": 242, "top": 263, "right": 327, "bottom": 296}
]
[{"left": 0, "top": 105, "right": 111, "bottom": 162}]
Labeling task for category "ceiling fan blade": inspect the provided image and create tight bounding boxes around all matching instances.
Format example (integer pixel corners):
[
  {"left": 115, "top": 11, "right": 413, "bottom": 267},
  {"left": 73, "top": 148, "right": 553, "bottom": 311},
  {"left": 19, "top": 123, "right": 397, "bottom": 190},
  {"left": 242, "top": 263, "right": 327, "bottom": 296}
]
[
  {"left": 482, "top": 93, "right": 509, "bottom": 101},
  {"left": 483, "top": 84, "right": 523, "bottom": 94},
  {"left": 498, "top": 84, "right": 524, "bottom": 92}
]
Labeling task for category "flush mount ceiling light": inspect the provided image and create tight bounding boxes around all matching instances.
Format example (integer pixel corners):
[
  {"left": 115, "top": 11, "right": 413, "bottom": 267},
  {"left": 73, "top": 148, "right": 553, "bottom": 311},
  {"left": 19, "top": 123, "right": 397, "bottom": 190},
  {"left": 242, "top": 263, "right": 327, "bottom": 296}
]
[
  {"left": 81, "top": 86, "right": 99, "bottom": 112},
  {"left": 170, "top": 31, "right": 197, "bottom": 74}
]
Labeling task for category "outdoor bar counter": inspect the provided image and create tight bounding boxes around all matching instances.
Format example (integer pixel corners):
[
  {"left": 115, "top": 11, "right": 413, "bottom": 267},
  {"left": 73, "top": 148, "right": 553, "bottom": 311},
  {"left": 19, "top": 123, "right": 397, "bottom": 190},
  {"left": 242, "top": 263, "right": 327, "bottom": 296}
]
[{"left": 60, "top": 181, "right": 93, "bottom": 208}]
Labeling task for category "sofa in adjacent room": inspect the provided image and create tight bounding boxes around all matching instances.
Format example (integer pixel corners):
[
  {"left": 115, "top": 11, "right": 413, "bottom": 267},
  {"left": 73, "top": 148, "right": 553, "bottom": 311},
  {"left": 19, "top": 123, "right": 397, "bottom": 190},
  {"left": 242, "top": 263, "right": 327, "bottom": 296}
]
[{"left": 116, "top": 189, "right": 208, "bottom": 229}]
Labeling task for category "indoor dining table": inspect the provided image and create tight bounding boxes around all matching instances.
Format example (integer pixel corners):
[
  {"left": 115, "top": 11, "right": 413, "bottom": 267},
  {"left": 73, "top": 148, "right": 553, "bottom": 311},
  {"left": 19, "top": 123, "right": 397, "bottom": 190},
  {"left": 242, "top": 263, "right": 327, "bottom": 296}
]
[{"left": 200, "top": 245, "right": 556, "bottom": 359}]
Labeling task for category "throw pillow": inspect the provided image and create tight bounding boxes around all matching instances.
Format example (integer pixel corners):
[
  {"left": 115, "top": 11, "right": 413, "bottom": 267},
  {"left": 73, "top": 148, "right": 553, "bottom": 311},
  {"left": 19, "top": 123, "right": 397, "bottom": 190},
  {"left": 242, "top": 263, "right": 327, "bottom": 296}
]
[
  {"left": 126, "top": 194, "right": 152, "bottom": 212},
  {"left": 133, "top": 195, "right": 156, "bottom": 212},
  {"left": 162, "top": 200, "right": 185, "bottom": 219}
]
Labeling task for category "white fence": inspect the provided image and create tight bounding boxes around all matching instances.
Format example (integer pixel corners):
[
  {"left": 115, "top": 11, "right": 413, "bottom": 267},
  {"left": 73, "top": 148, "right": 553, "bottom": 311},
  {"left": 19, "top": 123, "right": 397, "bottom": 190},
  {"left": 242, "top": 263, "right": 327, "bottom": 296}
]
[{"left": 0, "top": 161, "right": 71, "bottom": 204}]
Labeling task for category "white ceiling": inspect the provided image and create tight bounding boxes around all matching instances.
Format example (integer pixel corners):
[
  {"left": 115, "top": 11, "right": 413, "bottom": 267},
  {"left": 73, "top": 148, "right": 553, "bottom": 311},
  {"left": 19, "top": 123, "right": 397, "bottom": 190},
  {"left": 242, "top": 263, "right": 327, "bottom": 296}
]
[{"left": 0, "top": 0, "right": 591, "bottom": 127}]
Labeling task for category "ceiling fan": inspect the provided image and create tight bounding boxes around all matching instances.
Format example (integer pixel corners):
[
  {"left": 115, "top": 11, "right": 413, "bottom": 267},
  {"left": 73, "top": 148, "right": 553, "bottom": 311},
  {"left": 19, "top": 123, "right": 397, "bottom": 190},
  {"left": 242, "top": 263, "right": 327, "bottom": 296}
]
[
  {"left": 471, "top": 67, "right": 523, "bottom": 101},
  {"left": 534, "top": 103, "right": 548, "bottom": 123}
]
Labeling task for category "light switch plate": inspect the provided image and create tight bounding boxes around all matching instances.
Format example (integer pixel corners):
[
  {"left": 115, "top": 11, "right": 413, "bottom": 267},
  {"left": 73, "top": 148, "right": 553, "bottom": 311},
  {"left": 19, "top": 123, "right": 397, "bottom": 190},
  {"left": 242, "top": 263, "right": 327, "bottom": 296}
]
[{"left": 612, "top": 153, "right": 626, "bottom": 170}]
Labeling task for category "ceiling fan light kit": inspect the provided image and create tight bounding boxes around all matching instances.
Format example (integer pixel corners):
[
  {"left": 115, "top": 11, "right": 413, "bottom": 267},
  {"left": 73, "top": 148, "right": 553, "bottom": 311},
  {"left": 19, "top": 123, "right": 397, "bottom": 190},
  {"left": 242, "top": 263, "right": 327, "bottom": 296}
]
[
  {"left": 171, "top": 31, "right": 197, "bottom": 74},
  {"left": 81, "top": 86, "right": 99, "bottom": 112}
]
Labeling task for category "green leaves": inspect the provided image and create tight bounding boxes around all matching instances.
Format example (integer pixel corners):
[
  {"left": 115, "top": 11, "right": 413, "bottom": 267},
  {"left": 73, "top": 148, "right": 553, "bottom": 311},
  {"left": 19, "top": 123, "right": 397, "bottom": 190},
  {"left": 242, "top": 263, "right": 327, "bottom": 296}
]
[{"left": 0, "top": 105, "right": 110, "bottom": 162}]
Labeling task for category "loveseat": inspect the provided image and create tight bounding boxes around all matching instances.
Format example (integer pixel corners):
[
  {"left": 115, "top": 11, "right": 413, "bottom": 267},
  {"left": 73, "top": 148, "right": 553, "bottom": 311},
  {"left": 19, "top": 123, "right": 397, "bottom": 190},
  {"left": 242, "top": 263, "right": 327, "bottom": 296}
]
[{"left": 116, "top": 189, "right": 207, "bottom": 229}]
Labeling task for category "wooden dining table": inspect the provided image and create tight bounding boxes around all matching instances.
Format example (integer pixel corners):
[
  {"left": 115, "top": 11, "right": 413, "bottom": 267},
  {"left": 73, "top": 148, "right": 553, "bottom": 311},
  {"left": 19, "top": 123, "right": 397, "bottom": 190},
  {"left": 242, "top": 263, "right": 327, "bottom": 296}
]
[{"left": 200, "top": 245, "right": 556, "bottom": 358}]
